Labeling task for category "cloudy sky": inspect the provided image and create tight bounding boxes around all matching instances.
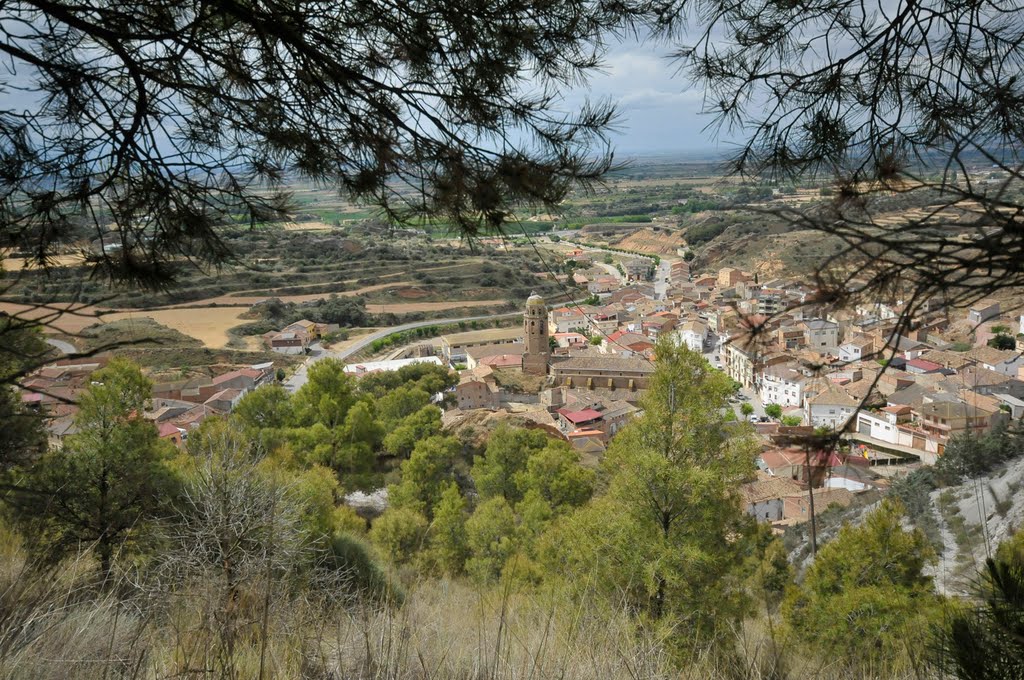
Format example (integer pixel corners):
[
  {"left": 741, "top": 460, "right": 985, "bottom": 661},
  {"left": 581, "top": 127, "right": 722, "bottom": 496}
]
[{"left": 564, "top": 39, "right": 735, "bottom": 156}]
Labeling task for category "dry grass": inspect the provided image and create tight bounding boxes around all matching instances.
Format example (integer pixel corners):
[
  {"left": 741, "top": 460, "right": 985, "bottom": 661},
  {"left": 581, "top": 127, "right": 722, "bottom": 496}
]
[
  {"left": 281, "top": 220, "right": 335, "bottom": 231},
  {"left": 0, "top": 301, "right": 105, "bottom": 334},
  {"left": 0, "top": 303, "right": 254, "bottom": 348},
  {"left": 1, "top": 254, "right": 86, "bottom": 271},
  {"left": 100, "top": 307, "right": 253, "bottom": 348},
  {"left": 0, "top": 527, "right": 940, "bottom": 680}
]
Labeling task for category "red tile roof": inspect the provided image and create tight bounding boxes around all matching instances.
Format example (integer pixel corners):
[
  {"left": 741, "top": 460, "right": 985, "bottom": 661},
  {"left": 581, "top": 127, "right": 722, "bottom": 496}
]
[
  {"left": 558, "top": 408, "right": 602, "bottom": 424},
  {"left": 906, "top": 358, "right": 943, "bottom": 372},
  {"left": 158, "top": 422, "right": 181, "bottom": 438}
]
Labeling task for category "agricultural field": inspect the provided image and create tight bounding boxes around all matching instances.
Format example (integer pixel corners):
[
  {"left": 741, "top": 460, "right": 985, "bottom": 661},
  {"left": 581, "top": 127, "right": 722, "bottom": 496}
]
[
  {"left": 0, "top": 155, "right": 896, "bottom": 368},
  {"left": 0, "top": 221, "right": 568, "bottom": 372}
]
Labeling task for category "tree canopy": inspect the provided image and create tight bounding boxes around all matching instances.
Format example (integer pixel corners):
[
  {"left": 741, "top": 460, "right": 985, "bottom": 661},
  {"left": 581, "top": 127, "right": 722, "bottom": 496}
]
[
  {"left": 542, "top": 339, "right": 758, "bottom": 653},
  {"left": 782, "top": 500, "right": 942, "bottom": 673},
  {"left": 14, "top": 360, "right": 180, "bottom": 578},
  {"left": 0, "top": 0, "right": 648, "bottom": 290}
]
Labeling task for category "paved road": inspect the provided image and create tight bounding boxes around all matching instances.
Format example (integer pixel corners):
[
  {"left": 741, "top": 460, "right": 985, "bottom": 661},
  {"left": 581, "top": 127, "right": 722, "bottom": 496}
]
[
  {"left": 731, "top": 387, "right": 767, "bottom": 421},
  {"left": 593, "top": 261, "right": 625, "bottom": 285},
  {"left": 283, "top": 311, "right": 522, "bottom": 392},
  {"left": 654, "top": 259, "right": 672, "bottom": 300},
  {"left": 45, "top": 338, "right": 78, "bottom": 355}
]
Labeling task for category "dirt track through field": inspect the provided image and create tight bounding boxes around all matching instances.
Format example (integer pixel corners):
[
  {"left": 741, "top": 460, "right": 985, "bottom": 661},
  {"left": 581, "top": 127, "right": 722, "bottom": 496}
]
[
  {"left": 155, "top": 281, "right": 410, "bottom": 307},
  {"left": 0, "top": 296, "right": 507, "bottom": 349}
]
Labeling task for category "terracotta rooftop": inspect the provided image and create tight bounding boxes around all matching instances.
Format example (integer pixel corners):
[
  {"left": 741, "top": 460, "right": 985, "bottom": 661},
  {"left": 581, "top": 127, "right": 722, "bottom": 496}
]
[{"left": 558, "top": 408, "right": 603, "bottom": 424}]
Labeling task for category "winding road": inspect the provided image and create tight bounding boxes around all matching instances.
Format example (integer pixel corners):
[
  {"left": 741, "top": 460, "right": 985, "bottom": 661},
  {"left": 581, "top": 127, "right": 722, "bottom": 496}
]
[
  {"left": 45, "top": 338, "right": 78, "bottom": 355},
  {"left": 284, "top": 310, "right": 522, "bottom": 392}
]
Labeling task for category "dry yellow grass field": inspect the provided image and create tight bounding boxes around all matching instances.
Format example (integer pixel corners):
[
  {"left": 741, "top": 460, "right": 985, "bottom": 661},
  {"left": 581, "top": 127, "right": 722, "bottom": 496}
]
[
  {"left": 0, "top": 301, "right": 102, "bottom": 334},
  {"left": 0, "top": 302, "right": 252, "bottom": 348},
  {"left": 1, "top": 254, "right": 86, "bottom": 271},
  {"left": 100, "top": 307, "right": 253, "bottom": 348},
  {"left": 280, "top": 220, "right": 335, "bottom": 231},
  {"left": 0, "top": 296, "right": 505, "bottom": 349}
]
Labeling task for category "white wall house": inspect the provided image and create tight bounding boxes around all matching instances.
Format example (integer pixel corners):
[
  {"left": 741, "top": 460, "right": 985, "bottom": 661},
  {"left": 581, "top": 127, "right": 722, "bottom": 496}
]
[
  {"left": 968, "top": 300, "right": 1000, "bottom": 325},
  {"left": 759, "top": 364, "right": 808, "bottom": 408},
  {"left": 980, "top": 352, "right": 1024, "bottom": 377},
  {"left": 825, "top": 476, "right": 869, "bottom": 492},
  {"left": 838, "top": 342, "right": 866, "bottom": 363},
  {"left": 853, "top": 410, "right": 914, "bottom": 447},
  {"left": 805, "top": 384, "right": 859, "bottom": 430},
  {"left": 549, "top": 308, "right": 589, "bottom": 334},
  {"left": 674, "top": 320, "right": 709, "bottom": 353}
]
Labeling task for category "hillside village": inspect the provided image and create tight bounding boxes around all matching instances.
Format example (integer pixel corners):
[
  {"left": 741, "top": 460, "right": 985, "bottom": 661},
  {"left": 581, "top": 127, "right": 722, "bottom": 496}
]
[{"left": 18, "top": 237, "right": 1024, "bottom": 537}]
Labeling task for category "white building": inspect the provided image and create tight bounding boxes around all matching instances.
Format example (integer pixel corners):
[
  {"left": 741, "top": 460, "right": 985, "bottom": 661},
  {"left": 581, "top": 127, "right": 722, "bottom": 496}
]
[
  {"left": 968, "top": 299, "right": 1001, "bottom": 325},
  {"left": 674, "top": 319, "right": 709, "bottom": 353},
  {"left": 853, "top": 409, "right": 907, "bottom": 447},
  {"left": 759, "top": 363, "right": 809, "bottom": 408},
  {"left": 966, "top": 346, "right": 1024, "bottom": 377},
  {"left": 344, "top": 356, "right": 443, "bottom": 375},
  {"left": 838, "top": 338, "right": 873, "bottom": 363},
  {"left": 549, "top": 306, "right": 591, "bottom": 334},
  {"left": 805, "top": 383, "right": 859, "bottom": 430}
]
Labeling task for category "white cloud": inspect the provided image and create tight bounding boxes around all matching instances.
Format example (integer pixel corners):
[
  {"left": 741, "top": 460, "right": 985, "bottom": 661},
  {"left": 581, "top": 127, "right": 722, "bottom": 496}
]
[{"left": 559, "top": 45, "right": 724, "bottom": 153}]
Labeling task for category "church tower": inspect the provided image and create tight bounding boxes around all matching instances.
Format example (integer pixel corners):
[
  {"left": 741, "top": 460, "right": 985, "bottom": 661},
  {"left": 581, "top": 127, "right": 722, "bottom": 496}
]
[{"left": 522, "top": 293, "right": 550, "bottom": 375}]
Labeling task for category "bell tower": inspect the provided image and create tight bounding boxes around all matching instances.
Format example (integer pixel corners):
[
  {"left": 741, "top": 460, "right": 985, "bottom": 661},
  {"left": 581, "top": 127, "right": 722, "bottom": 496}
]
[{"left": 522, "top": 293, "right": 550, "bottom": 375}]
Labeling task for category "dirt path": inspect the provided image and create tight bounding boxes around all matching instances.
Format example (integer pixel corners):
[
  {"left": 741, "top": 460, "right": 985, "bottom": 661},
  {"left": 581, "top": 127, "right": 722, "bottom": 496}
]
[
  {"left": 150, "top": 281, "right": 410, "bottom": 308},
  {"left": 153, "top": 261, "right": 482, "bottom": 307},
  {"left": 0, "top": 296, "right": 507, "bottom": 350},
  {"left": 365, "top": 300, "right": 505, "bottom": 313}
]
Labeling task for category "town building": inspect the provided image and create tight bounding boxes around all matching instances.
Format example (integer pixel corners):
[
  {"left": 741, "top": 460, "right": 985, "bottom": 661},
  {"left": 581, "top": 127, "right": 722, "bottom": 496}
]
[
  {"left": 759, "top": 363, "right": 810, "bottom": 408},
  {"left": 801, "top": 319, "right": 839, "bottom": 352},
  {"left": 725, "top": 343, "right": 757, "bottom": 389},
  {"left": 440, "top": 327, "right": 522, "bottom": 364},
  {"left": 916, "top": 401, "right": 998, "bottom": 443},
  {"left": 674, "top": 319, "right": 709, "bottom": 353},
  {"left": 465, "top": 343, "right": 525, "bottom": 370},
  {"left": 453, "top": 371, "right": 501, "bottom": 410},
  {"left": 549, "top": 355, "right": 654, "bottom": 396},
  {"left": 805, "top": 383, "right": 859, "bottom": 430},
  {"left": 968, "top": 299, "right": 1001, "bottom": 324}
]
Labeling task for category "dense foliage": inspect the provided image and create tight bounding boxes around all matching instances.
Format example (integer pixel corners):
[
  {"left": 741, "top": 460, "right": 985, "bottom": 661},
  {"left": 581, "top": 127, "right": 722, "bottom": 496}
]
[{"left": 4, "top": 345, "right": 1024, "bottom": 677}]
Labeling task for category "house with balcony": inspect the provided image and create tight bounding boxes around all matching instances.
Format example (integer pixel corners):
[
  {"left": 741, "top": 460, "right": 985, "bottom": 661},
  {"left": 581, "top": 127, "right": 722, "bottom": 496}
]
[
  {"left": 725, "top": 343, "right": 757, "bottom": 389},
  {"left": 915, "top": 401, "right": 999, "bottom": 444},
  {"left": 759, "top": 362, "right": 811, "bottom": 408}
]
